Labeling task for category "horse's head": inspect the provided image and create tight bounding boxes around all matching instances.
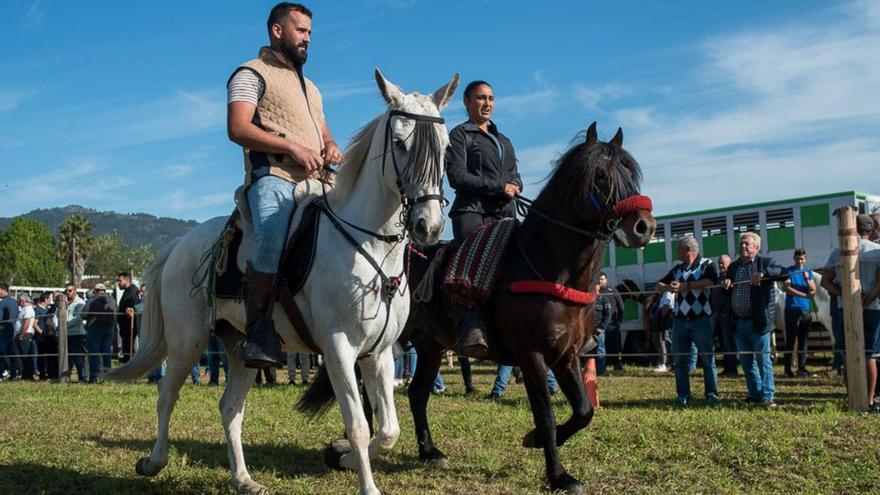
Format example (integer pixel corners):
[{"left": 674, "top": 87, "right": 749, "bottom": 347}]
[
  {"left": 373, "top": 69, "right": 459, "bottom": 245},
  {"left": 547, "top": 122, "right": 656, "bottom": 248}
]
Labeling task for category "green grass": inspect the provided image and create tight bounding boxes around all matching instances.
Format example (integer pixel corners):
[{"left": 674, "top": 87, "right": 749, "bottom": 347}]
[{"left": 2, "top": 364, "right": 879, "bottom": 494}]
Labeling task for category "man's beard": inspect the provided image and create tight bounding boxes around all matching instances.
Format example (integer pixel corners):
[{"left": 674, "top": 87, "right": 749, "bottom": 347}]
[{"left": 282, "top": 42, "right": 308, "bottom": 67}]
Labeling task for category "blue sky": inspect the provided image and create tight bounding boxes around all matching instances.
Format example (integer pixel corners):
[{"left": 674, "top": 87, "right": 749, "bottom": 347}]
[{"left": 2, "top": 0, "right": 878, "bottom": 223}]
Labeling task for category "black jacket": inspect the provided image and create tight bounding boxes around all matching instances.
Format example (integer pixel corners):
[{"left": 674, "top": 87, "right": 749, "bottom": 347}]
[
  {"left": 116, "top": 284, "right": 140, "bottom": 331},
  {"left": 446, "top": 121, "right": 522, "bottom": 218},
  {"left": 724, "top": 256, "right": 789, "bottom": 334},
  {"left": 86, "top": 294, "right": 118, "bottom": 333}
]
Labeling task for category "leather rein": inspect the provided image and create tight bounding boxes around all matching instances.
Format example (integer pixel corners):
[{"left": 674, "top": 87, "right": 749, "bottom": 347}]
[
  {"left": 317, "top": 109, "right": 446, "bottom": 357},
  {"left": 510, "top": 190, "right": 653, "bottom": 305}
]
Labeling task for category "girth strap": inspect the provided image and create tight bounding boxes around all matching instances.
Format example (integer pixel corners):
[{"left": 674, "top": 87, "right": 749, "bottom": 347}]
[{"left": 278, "top": 283, "right": 322, "bottom": 354}]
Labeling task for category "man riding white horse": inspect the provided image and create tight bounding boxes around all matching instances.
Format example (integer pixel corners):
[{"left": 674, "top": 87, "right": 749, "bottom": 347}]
[{"left": 226, "top": 2, "right": 344, "bottom": 368}]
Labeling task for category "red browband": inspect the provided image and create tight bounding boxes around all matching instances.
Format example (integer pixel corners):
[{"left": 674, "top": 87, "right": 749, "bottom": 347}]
[
  {"left": 613, "top": 195, "right": 652, "bottom": 216},
  {"left": 509, "top": 281, "right": 598, "bottom": 305}
]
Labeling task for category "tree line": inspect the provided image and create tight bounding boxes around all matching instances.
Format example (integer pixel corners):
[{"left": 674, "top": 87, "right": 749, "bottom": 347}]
[{"left": 0, "top": 214, "right": 157, "bottom": 287}]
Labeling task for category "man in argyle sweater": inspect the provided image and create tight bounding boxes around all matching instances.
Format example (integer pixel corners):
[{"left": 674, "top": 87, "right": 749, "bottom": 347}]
[{"left": 656, "top": 235, "right": 720, "bottom": 407}]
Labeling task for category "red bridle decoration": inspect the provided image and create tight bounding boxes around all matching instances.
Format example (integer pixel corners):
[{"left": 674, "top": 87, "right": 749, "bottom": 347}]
[
  {"left": 509, "top": 281, "right": 598, "bottom": 305},
  {"left": 612, "top": 194, "right": 652, "bottom": 216}
]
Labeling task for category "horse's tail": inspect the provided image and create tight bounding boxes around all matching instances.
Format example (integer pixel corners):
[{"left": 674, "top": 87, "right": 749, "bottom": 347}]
[
  {"left": 107, "top": 237, "right": 179, "bottom": 382},
  {"left": 295, "top": 364, "right": 336, "bottom": 417}
]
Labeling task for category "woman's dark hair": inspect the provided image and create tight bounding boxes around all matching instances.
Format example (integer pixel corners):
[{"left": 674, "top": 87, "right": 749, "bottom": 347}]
[{"left": 463, "top": 80, "right": 492, "bottom": 100}]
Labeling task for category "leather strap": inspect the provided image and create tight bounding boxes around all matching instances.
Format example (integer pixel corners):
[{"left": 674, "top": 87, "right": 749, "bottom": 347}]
[{"left": 278, "top": 283, "right": 322, "bottom": 354}]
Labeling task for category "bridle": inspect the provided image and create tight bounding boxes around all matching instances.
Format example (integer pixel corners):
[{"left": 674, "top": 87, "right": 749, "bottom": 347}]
[
  {"left": 515, "top": 187, "right": 652, "bottom": 243},
  {"left": 316, "top": 108, "right": 447, "bottom": 358},
  {"left": 321, "top": 109, "right": 447, "bottom": 244},
  {"left": 382, "top": 109, "right": 448, "bottom": 231}
]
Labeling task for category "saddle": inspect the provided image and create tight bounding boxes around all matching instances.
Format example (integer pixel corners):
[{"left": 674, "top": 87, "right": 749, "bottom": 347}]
[
  {"left": 441, "top": 218, "right": 519, "bottom": 308},
  {"left": 207, "top": 179, "right": 330, "bottom": 353}
]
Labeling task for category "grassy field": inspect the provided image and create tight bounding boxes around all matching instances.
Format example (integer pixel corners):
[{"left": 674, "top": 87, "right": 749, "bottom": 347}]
[{"left": 2, "top": 363, "right": 879, "bottom": 494}]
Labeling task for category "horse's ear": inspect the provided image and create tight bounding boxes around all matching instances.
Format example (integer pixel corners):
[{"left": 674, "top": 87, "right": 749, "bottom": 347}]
[
  {"left": 374, "top": 68, "right": 405, "bottom": 107},
  {"left": 432, "top": 73, "right": 460, "bottom": 111},
  {"left": 610, "top": 127, "right": 624, "bottom": 147},
  {"left": 585, "top": 122, "right": 598, "bottom": 147}
]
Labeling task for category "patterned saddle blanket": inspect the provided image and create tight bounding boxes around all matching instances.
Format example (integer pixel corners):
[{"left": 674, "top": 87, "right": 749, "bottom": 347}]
[{"left": 442, "top": 218, "right": 518, "bottom": 307}]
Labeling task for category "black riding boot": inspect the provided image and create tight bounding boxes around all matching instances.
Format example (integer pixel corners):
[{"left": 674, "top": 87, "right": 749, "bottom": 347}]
[
  {"left": 236, "top": 264, "right": 285, "bottom": 369},
  {"left": 451, "top": 305, "right": 489, "bottom": 359}
]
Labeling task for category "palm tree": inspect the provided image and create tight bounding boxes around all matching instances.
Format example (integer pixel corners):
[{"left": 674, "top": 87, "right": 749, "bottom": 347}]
[{"left": 56, "top": 214, "right": 95, "bottom": 286}]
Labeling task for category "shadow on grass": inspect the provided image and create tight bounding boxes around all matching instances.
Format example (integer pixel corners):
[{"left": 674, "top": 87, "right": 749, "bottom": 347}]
[
  {"left": 0, "top": 463, "right": 216, "bottom": 495},
  {"left": 86, "top": 434, "right": 448, "bottom": 479},
  {"left": 87, "top": 435, "right": 328, "bottom": 478}
]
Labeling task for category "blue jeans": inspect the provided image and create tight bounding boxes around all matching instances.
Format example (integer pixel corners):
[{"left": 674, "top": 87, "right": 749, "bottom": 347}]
[
  {"left": 0, "top": 330, "right": 14, "bottom": 377},
  {"left": 734, "top": 319, "right": 775, "bottom": 401},
  {"left": 247, "top": 175, "right": 297, "bottom": 273},
  {"left": 147, "top": 363, "right": 165, "bottom": 383},
  {"left": 191, "top": 361, "right": 201, "bottom": 383},
  {"left": 68, "top": 334, "right": 86, "bottom": 381},
  {"left": 832, "top": 307, "right": 845, "bottom": 370},
  {"left": 15, "top": 336, "right": 38, "bottom": 379},
  {"left": 86, "top": 328, "right": 114, "bottom": 382},
  {"left": 491, "top": 365, "right": 558, "bottom": 396},
  {"left": 713, "top": 311, "right": 738, "bottom": 375},
  {"left": 594, "top": 331, "right": 607, "bottom": 375},
  {"left": 207, "top": 335, "right": 228, "bottom": 384},
  {"left": 672, "top": 317, "right": 718, "bottom": 400}
]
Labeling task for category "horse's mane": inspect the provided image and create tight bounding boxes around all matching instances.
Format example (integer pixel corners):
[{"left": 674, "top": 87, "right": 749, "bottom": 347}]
[
  {"left": 334, "top": 115, "right": 382, "bottom": 202},
  {"left": 541, "top": 132, "right": 643, "bottom": 207}
]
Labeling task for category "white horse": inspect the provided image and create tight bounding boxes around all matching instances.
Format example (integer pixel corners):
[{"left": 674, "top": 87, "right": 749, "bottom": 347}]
[{"left": 107, "top": 69, "right": 460, "bottom": 495}]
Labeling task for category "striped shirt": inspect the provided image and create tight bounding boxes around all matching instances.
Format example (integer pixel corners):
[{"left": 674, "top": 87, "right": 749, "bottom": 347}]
[{"left": 227, "top": 68, "right": 266, "bottom": 106}]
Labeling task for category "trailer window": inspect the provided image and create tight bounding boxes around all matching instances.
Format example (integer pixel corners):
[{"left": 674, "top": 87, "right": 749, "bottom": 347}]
[
  {"left": 701, "top": 216, "right": 728, "bottom": 257},
  {"left": 800, "top": 203, "right": 830, "bottom": 227},
  {"left": 766, "top": 208, "right": 795, "bottom": 251},
  {"left": 644, "top": 223, "right": 666, "bottom": 263}
]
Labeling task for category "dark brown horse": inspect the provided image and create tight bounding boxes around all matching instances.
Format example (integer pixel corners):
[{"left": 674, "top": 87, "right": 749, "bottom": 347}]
[{"left": 402, "top": 122, "right": 656, "bottom": 493}]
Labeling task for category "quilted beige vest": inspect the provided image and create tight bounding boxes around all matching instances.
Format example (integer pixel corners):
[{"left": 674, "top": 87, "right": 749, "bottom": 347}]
[{"left": 238, "top": 47, "right": 325, "bottom": 185}]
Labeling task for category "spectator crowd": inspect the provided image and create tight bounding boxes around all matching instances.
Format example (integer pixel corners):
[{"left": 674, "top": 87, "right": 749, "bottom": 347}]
[{"left": 1, "top": 213, "right": 879, "bottom": 413}]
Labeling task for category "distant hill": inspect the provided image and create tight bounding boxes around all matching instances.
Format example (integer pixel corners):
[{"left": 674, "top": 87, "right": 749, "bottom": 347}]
[{"left": 0, "top": 205, "right": 199, "bottom": 249}]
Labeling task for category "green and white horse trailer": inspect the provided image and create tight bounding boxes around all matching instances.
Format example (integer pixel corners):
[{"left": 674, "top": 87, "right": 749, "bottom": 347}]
[{"left": 607, "top": 190, "right": 880, "bottom": 356}]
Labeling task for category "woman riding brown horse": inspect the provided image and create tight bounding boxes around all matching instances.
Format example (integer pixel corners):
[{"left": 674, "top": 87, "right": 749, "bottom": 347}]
[{"left": 403, "top": 122, "right": 656, "bottom": 494}]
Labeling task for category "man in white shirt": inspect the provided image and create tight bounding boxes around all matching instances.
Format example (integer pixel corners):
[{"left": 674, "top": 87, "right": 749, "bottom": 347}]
[{"left": 14, "top": 294, "right": 40, "bottom": 380}]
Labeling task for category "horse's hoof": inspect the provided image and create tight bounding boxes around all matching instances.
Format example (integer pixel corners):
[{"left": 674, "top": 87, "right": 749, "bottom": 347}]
[
  {"left": 135, "top": 457, "right": 161, "bottom": 477},
  {"left": 522, "top": 429, "right": 541, "bottom": 449},
  {"left": 323, "top": 439, "right": 351, "bottom": 471},
  {"left": 425, "top": 456, "right": 450, "bottom": 470},
  {"left": 549, "top": 473, "right": 583, "bottom": 495},
  {"left": 235, "top": 480, "right": 269, "bottom": 495}
]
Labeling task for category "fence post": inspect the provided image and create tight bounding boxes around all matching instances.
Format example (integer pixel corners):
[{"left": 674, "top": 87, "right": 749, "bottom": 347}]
[
  {"left": 57, "top": 296, "right": 69, "bottom": 382},
  {"left": 837, "top": 206, "right": 869, "bottom": 411}
]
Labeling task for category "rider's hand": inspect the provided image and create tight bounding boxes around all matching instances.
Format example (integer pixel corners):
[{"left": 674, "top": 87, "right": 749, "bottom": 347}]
[
  {"left": 503, "top": 183, "right": 520, "bottom": 198},
  {"left": 322, "top": 141, "right": 344, "bottom": 165},
  {"left": 289, "top": 142, "right": 324, "bottom": 172},
  {"left": 722, "top": 279, "right": 733, "bottom": 290}
]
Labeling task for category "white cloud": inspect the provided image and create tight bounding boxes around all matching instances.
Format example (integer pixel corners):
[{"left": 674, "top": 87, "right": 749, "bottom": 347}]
[
  {"left": 611, "top": 1, "right": 880, "bottom": 214},
  {"left": 25, "top": 0, "right": 45, "bottom": 26},
  {"left": 39, "top": 88, "right": 226, "bottom": 151},
  {"left": 572, "top": 83, "right": 630, "bottom": 111},
  {"left": 163, "top": 164, "right": 193, "bottom": 178},
  {"left": 166, "top": 190, "right": 231, "bottom": 212},
  {"left": 0, "top": 91, "right": 32, "bottom": 112},
  {"left": 319, "top": 82, "right": 376, "bottom": 101},
  {"left": 495, "top": 71, "right": 559, "bottom": 118}
]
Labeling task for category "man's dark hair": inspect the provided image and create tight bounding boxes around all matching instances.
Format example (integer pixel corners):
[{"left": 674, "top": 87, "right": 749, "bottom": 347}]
[
  {"left": 38, "top": 291, "right": 52, "bottom": 303},
  {"left": 599, "top": 271, "right": 608, "bottom": 278},
  {"left": 793, "top": 248, "right": 806, "bottom": 257},
  {"left": 117, "top": 271, "right": 132, "bottom": 280},
  {"left": 267, "top": 2, "right": 312, "bottom": 33},
  {"left": 463, "top": 80, "right": 491, "bottom": 100},
  {"left": 0, "top": 283, "right": 8, "bottom": 291}
]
